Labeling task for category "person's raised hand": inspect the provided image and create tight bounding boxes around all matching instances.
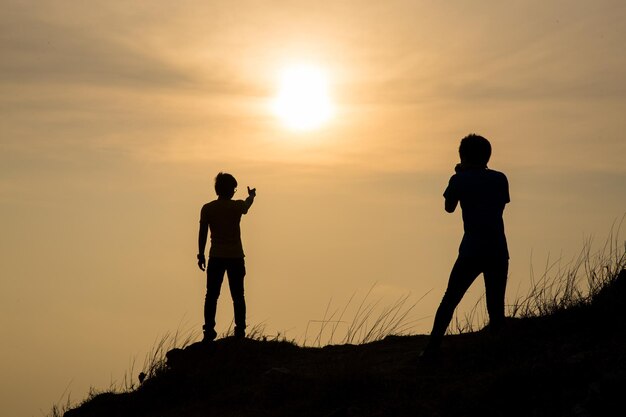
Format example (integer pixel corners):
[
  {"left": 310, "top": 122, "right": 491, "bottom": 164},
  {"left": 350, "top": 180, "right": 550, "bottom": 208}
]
[{"left": 247, "top": 186, "right": 256, "bottom": 198}]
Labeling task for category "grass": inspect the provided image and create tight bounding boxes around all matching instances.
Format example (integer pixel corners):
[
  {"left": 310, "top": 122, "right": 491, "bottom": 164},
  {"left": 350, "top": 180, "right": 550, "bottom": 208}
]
[
  {"left": 139, "top": 326, "right": 200, "bottom": 383},
  {"left": 512, "top": 217, "right": 626, "bottom": 318},
  {"left": 51, "top": 217, "right": 626, "bottom": 416},
  {"left": 303, "top": 284, "right": 431, "bottom": 347},
  {"left": 450, "top": 215, "right": 626, "bottom": 333},
  {"left": 513, "top": 245, "right": 594, "bottom": 317},
  {"left": 46, "top": 325, "right": 200, "bottom": 417},
  {"left": 49, "top": 288, "right": 427, "bottom": 416}
]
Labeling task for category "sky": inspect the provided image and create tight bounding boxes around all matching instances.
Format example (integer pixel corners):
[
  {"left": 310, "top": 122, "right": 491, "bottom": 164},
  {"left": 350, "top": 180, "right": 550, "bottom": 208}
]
[{"left": 1, "top": 1, "right": 626, "bottom": 416}]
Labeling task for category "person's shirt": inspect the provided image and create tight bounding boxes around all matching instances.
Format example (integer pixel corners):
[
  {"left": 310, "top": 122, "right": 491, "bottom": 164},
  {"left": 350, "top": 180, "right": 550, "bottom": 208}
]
[
  {"left": 443, "top": 168, "right": 510, "bottom": 259},
  {"left": 200, "top": 197, "right": 254, "bottom": 258}
]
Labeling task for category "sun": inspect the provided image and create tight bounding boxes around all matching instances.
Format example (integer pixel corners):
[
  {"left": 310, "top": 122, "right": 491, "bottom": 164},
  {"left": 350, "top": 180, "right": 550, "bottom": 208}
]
[{"left": 272, "top": 64, "right": 334, "bottom": 131}]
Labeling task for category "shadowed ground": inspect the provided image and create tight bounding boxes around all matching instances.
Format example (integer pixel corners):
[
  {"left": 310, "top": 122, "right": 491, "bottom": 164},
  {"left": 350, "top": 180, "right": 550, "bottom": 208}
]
[{"left": 65, "top": 270, "right": 625, "bottom": 417}]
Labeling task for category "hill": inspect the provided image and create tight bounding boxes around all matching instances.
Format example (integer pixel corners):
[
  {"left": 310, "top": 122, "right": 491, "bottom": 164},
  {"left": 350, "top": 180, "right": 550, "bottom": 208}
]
[{"left": 63, "top": 269, "right": 625, "bottom": 417}]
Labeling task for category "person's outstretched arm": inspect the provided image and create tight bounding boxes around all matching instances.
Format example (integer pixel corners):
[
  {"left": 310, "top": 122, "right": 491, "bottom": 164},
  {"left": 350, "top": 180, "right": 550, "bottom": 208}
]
[{"left": 242, "top": 186, "right": 256, "bottom": 214}]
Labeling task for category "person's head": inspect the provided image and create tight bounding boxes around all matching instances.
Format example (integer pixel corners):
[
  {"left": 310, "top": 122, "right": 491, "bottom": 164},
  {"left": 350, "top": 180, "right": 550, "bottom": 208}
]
[
  {"left": 214, "top": 172, "right": 237, "bottom": 199},
  {"left": 459, "top": 134, "right": 491, "bottom": 167}
]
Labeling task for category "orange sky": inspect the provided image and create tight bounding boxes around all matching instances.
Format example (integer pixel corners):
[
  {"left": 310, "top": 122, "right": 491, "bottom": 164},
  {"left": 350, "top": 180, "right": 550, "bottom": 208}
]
[{"left": 2, "top": 1, "right": 626, "bottom": 416}]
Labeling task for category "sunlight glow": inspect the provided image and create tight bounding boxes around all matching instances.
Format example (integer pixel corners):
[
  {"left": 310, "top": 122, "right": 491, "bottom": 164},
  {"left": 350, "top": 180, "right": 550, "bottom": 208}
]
[{"left": 272, "top": 64, "right": 334, "bottom": 131}]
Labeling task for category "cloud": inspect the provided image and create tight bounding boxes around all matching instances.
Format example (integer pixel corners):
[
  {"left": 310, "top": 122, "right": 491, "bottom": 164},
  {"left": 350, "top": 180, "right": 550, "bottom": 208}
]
[
  {"left": 1, "top": 15, "right": 192, "bottom": 90},
  {"left": 335, "top": 1, "right": 626, "bottom": 105},
  {"left": 0, "top": 2, "right": 265, "bottom": 98}
]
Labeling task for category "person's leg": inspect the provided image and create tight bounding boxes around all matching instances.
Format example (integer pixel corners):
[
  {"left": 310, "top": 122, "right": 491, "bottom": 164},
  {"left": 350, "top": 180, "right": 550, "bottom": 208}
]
[
  {"left": 204, "top": 258, "right": 226, "bottom": 341},
  {"left": 483, "top": 258, "right": 509, "bottom": 333},
  {"left": 424, "top": 257, "right": 482, "bottom": 354},
  {"left": 226, "top": 258, "right": 247, "bottom": 338}
]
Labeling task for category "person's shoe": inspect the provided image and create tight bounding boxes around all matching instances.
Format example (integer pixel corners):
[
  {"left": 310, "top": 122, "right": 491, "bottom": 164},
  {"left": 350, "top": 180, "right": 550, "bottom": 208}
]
[{"left": 203, "top": 329, "right": 217, "bottom": 343}]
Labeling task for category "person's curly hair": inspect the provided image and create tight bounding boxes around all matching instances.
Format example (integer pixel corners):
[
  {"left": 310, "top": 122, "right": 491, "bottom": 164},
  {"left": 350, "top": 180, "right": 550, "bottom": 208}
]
[
  {"left": 459, "top": 134, "right": 491, "bottom": 167},
  {"left": 214, "top": 172, "right": 237, "bottom": 198}
]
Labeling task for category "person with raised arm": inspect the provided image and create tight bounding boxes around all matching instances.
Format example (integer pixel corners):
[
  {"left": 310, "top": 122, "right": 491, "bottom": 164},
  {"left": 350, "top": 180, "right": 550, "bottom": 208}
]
[{"left": 197, "top": 172, "right": 256, "bottom": 342}]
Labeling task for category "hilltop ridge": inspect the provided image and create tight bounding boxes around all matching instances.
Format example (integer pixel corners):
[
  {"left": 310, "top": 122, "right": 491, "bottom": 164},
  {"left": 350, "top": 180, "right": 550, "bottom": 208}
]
[{"left": 64, "top": 269, "right": 625, "bottom": 417}]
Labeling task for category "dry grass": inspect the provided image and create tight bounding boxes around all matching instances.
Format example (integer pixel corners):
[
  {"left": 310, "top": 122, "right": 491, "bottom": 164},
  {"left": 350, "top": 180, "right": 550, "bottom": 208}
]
[
  {"left": 139, "top": 326, "right": 199, "bottom": 383},
  {"left": 46, "top": 325, "right": 199, "bottom": 417},
  {"left": 303, "top": 284, "right": 431, "bottom": 347},
  {"left": 512, "top": 218, "right": 626, "bottom": 318},
  {"left": 450, "top": 215, "right": 626, "bottom": 334},
  {"left": 50, "top": 217, "right": 626, "bottom": 416}
]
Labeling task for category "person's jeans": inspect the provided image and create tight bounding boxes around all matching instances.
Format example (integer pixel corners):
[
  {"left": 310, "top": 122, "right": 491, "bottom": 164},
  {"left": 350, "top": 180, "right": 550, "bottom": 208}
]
[
  {"left": 428, "top": 256, "right": 509, "bottom": 349},
  {"left": 204, "top": 257, "right": 246, "bottom": 336}
]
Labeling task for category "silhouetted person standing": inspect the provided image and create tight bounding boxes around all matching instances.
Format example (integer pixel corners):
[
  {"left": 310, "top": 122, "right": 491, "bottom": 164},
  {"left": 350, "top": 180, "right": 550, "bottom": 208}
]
[
  {"left": 423, "top": 134, "right": 510, "bottom": 357},
  {"left": 197, "top": 172, "right": 256, "bottom": 342}
]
